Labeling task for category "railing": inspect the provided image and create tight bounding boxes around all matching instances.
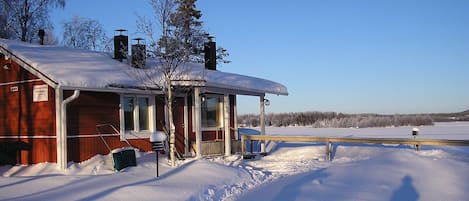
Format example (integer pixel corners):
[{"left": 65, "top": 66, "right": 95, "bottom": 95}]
[
  {"left": 240, "top": 134, "right": 469, "bottom": 160},
  {"left": 96, "top": 124, "right": 133, "bottom": 152}
]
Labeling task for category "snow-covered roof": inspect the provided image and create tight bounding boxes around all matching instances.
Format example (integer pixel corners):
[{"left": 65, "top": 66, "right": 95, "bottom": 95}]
[{"left": 0, "top": 39, "right": 288, "bottom": 95}]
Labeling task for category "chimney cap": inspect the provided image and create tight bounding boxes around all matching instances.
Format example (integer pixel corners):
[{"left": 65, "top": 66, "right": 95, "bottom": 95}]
[
  {"left": 114, "top": 29, "right": 128, "bottom": 35},
  {"left": 132, "top": 38, "right": 145, "bottom": 44}
]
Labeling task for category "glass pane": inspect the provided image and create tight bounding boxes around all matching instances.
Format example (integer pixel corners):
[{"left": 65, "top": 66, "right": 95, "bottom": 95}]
[
  {"left": 138, "top": 97, "right": 149, "bottom": 131},
  {"left": 202, "top": 96, "right": 219, "bottom": 128},
  {"left": 124, "top": 97, "right": 134, "bottom": 131}
]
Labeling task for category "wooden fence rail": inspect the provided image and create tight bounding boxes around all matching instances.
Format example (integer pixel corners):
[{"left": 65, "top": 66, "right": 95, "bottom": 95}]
[{"left": 240, "top": 134, "right": 469, "bottom": 160}]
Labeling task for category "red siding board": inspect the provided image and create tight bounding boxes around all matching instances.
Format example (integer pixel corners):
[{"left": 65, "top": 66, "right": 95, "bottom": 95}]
[
  {"left": 67, "top": 137, "right": 152, "bottom": 162},
  {"left": 18, "top": 138, "right": 57, "bottom": 164},
  {"left": 0, "top": 57, "right": 38, "bottom": 83},
  {"left": 0, "top": 59, "right": 56, "bottom": 164},
  {"left": 65, "top": 91, "right": 121, "bottom": 162},
  {"left": 66, "top": 91, "right": 120, "bottom": 135}
]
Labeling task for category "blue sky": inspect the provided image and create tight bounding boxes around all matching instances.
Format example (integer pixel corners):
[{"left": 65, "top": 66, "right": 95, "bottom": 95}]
[{"left": 51, "top": 0, "right": 469, "bottom": 114}]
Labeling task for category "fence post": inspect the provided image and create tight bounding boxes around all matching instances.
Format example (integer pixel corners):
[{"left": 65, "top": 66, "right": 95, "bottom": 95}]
[
  {"left": 241, "top": 134, "right": 245, "bottom": 156},
  {"left": 416, "top": 143, "right": 421, "bottom": 151},
  {"left": 250, "top": 139, "right": 253, "bottom": 154},
  {"left": 325, "top": 140, "right": 332, "bottom": 161}
]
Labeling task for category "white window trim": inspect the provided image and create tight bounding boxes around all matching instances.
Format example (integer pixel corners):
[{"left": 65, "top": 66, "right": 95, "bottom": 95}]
[
  {"left": 193, "top": 94, "right": 225, "bottom": 131},
  {"left": 120, "top": 94, "right": 156, "bottom": 140}
]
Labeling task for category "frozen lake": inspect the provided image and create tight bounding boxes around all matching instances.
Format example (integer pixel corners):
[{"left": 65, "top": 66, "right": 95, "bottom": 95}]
[{"left": 262, "top": 121, "right": 469, "bottom": 140}]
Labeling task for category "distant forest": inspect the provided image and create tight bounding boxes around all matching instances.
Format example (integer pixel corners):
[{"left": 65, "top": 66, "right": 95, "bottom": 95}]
[{"left": 238, "top": 110, "right": 469, "bottom": 128}]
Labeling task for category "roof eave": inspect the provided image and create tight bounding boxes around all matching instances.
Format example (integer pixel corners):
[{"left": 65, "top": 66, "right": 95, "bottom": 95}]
[
  {"left": 0, "top": 45, "right": 58, "bottom": 88},
  {"left": 205, "top": 82, "right": 288, "bottom": 96},
  {"left": 60, "top": 85, "right": 164, "bottom": 94}
]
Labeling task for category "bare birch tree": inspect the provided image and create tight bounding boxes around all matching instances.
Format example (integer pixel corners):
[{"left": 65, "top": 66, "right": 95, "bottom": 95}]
[
  {"left": 134, "top": 0, "right": 230, "bottom": 166},
  {"left": 62, "top": 16, "right": 108, "bottom": 51},
  {"left": 0, "top": 0, "right": 65, "bottom": 42},
  {"left": 135, "top": 0, "right": 206, "bottom": 166}
]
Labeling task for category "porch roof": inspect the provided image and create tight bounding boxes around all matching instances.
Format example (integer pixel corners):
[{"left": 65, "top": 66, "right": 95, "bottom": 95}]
[{"left": 0, "top": 39, "right": 287, "bottom": 96}]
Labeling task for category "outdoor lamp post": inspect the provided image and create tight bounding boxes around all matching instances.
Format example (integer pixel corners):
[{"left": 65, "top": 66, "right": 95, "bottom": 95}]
[
  {"left": 412, "top": 128, "right": 419, "bottom": 137},
  {"left": 412, "top": 128, "right": 420, "bottom": 151},
  {"left": 150, "top": 131, "right": 167, "bottom": 178}
]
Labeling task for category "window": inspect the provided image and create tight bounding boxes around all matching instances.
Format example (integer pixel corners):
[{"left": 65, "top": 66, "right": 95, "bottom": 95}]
[
  {"left": 124, "top": 97, "right": 135, "bottom": 131},
  {"left": 138, "top": 97, "right": 149, "bottom": 130},
  {"left": 201, "top": 96, "right": 222, "bottom": 128},
  {"left": 122, "top": 95, "right": 153, "bottom": 134}
]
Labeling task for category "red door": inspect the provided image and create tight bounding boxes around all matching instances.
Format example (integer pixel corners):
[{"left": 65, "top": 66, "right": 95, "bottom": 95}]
[{"left": 172, "top": 97, "right": 186, "bottom": 155}]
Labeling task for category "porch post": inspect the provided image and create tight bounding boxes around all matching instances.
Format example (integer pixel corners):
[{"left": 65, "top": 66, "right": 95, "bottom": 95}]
[
  {"left": 183, "top": 95, "right": 189, "bottom": 155},
  {"left": 224, "top": 94, "right": 231, "bottom": 156},
  {"left": 233, "top": 96, "right": 238, "bottom": 141},
  {"left": 260, "top": 95, "right": 266, "bottom": 153},
  {"left": 194, "top": 87, "right": 202, "bottom": 158}
]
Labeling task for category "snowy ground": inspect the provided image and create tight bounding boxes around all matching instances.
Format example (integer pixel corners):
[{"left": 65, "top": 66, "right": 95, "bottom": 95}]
[{"left": 1, "top": 122, "right": 468, "bottom": 201}]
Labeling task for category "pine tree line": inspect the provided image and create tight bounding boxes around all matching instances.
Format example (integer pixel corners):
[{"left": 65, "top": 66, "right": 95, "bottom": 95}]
[{"left": 238, "top": 112, "right": 434, "bottom": 128}]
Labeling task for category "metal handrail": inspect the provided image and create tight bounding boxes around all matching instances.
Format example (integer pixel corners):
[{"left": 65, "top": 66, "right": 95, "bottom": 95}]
[{"left": 96, "top": 124, "right": 133, "bottom": 152}]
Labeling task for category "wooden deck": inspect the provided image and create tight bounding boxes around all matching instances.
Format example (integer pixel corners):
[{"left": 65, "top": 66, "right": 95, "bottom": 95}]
[{"left": 240, "top": 134, "right": 469, "bottom": 160}]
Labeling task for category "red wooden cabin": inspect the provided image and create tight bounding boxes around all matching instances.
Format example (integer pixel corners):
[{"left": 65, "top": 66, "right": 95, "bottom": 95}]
[{"left": 0, "top": 38, "right": 287, "bottom": 169}]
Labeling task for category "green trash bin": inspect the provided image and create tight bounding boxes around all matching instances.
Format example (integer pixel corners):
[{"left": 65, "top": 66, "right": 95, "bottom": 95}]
[{"left": 112, "top": 148, "right": 137, "bottom": 171}]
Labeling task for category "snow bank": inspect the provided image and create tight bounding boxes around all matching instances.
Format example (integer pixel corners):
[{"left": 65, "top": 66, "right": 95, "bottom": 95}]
[
  {"left": 1, "top": 122, "right": 468, "bottom": 201},
  {"left": 0, "top": 153, "right": 251, "bottom": 201},
  {"left": 238, "top": 147, "right": 469, "bottom": 201}
]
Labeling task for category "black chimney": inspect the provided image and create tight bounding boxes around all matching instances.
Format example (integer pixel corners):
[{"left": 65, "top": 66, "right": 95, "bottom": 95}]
[
  {"left": 38, "top": 29, "right": 45, "bottom": 45},
  {"left": 131, "top": 38, "right": 146, "bottom": 68},
  {"left": 204, "top": 39, "right": 216, "bottom": 70},
  {"left": 114, "top": 29, "right": 128, "bottom": 62}
]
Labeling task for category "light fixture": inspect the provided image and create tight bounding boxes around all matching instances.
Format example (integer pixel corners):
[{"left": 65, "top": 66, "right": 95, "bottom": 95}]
[
  {"left": 3, "top": 55, "right": 11, "bottom": 70},
  {"left": 3, "top": 63, "right": 10, "bottom": 70},
  {"left": 200, "top": 95, "right": 206, "bottom": 102},
  {"left": 264, "top": 98, "right": 270, "bottom": 106}
]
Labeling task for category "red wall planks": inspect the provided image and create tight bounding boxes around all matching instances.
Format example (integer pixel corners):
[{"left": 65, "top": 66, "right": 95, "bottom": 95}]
[{"left": 0, "top": 58, "right": 56, "bottom": 164}]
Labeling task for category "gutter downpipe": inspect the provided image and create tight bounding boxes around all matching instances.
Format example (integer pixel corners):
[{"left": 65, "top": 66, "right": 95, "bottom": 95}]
[{"left": 58, "top": 89, "right": 80, "bottom": 170}]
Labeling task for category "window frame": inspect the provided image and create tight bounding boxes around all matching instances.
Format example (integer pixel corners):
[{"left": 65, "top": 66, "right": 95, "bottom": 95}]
[
  {"left": 195, "top": 94, "right": 225, "bottom": 131},
  {"left": 120, "top": 94, "right": 156, "bottom": 139},
  {"left": 137, "top": 96, "right": 150, "bottom": 131}
]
